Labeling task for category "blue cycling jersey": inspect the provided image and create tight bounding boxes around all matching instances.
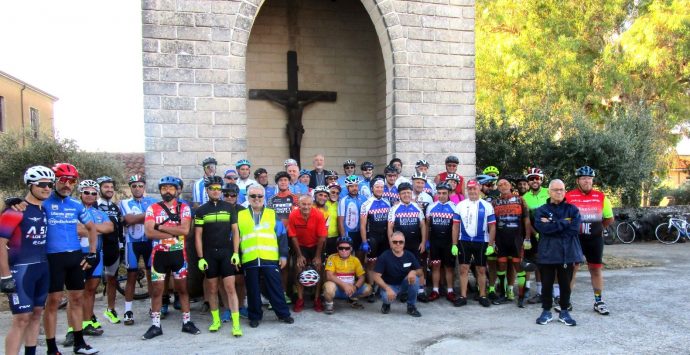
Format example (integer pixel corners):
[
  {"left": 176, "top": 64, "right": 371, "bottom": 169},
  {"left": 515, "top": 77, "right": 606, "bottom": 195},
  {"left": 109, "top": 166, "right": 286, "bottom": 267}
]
[
  {"left": 338, "top": 194, "right": 367, "bottom": 234},
  {"left": 383, "top": 185, "right": 399, "bottom": 205},
  {"left": 426, "top": 201, "right": 457, "bottom": 240},
  {"left": 43, "top": 192, "right": 93, "bottom": 254},
  {"left": 0, "top": 202, "right": 48, "bottom": 265},
  {"left": 192, "top": 177, "right": 208, "bottom": 205},
  {"left": 119, "top": 196, "right": 158, "bottom": 243},
  {"left": 80, "top": 205, "right": 109, "bottom": 253},
  {"left": 289, "top": 181, "right": 309, "bottom": 195},
  {"left": 388, "top": 202, "right": 424, "bottom": 246},
  {"left": 360, "top": 196, "right": 390, "bottom": 235}
]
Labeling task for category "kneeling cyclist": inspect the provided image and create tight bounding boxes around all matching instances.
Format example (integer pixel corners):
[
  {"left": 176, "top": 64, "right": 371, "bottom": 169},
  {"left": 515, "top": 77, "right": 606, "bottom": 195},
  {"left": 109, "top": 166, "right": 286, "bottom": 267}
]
[{"left": 322, "top": 237, "right": 372, "bottom": 314}]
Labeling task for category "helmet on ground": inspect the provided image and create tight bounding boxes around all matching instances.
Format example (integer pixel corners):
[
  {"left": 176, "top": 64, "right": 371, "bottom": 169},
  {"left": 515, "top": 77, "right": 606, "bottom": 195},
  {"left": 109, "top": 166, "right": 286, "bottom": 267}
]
[
  {"left": 222, "top": 183, "right": 239, "bottom": 194},
  {"left": 158, "top": 176, "right": 180, "bottom": 189},
  {"left": 445, "top": 155, "right": 459, "bottom": 164},
  {"left": 445, "top": 173, "right": 460, "bottom": 182},
  {"left": 436, "top": 182, "right": 451, "bottom": 191},
  {"left": 298, "top": 268, "right": 320, "bottom": 287},
  {"left": 204, "top": 175, "right": 224, "bottom": 187},
  {"left": 477, "top": 174, "right": 498, "bottom": 186},
  {"left": 415, "top": 159, "right": 429, "bottom": 168},
  {"left": 411, "top": 172, "right": 427, "bottom": 181},
  {"left": 128, "top": 175, "right": 145, "bottom": 186},
  {"left": 274, "top": 171, "right": 290, "bottom": 183},
  {"left": 383, "top": 165, "right": 398, "bottom": 175},
  {"left": 483, "top": 166, "right": 500, "bottom": 176},
  {"left": 361, "top": 161, "right": 374, "bottom": 171},
  {"left": 314, "top": 185, "right": 329, "bottom": 195},
  {"left": 96, "top": 176, "right": 115, "bottom": 187},
  {"left": 575, "top": 166, "right": 595, "bottom": 177},
  {"left": 201, "top": 157, "right": 217, "bottom": 167},
  {"left": 344, "top": 175, "right": 360, "bottom": 186},
  {"left": 24, "top": 166, "right": 55, "bottom": 185},
  {"left": 52, "top": 163, "right": 79, "bottom": 178},
  {"left": 343, "top": 159, "right": 356, "bottom": 168},
  {"left": 235, "top": 159, "right": 251, "bottom": 168},
  {"left": 525, "top": 167, "right": 544, "bottom": 179},
  {"left": 78, "top": 180, "right": 100, "bottom": 193}
]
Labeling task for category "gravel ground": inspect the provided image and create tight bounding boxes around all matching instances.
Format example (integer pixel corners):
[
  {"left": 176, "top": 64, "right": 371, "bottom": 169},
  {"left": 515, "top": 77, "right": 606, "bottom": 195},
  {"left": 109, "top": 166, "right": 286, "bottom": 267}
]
[{"left": 1, "top": 241, "right": 688, "bottom": 354}]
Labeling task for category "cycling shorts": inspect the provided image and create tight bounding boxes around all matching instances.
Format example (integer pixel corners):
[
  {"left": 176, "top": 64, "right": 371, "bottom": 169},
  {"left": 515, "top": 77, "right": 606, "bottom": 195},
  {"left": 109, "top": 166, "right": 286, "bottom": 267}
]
[
  {"left": 203, "top": 248, "right": 238, "bottom": 279},
  {"left": 103, "top": 253, "right": 120, "bottom": 277},
  {"left": 83, "top": 252, "right": 103, "bottom": 280},
  {"left": 324, "top": 237, "right": 338, "bottom": 257},
  {"left": 47, "top": 251, "right": 85, "bottom": 293},
  {"left": 367, "top": 233, "right": 389, "bottom": 260},
  {"left": 151, "top": 249, "right": 187, "bottom": 282},
  {"left": 458, "top": 241, "right": 488, "bottom": 267},
  {"left": 7, "top": 262, "right": 49, "bottom": 314},
  {"left": 125, "top": 241, "right": 152, "bottom": 272},
  {"left": 429, "top": 238, "right": 455, "bottom": 267},
  {"left": 496, "top": 233, "right": 523, "bottom": 259},
  {"left": 579, "top": 234, "right": 604, "bottom": 266}
]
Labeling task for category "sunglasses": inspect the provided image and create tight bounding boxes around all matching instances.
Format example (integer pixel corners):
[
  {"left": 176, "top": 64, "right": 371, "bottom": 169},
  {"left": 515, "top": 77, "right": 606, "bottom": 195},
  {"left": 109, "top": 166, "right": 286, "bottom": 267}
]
[
  {"left": 338, "top": 246, "right": 352, "bottom": 251},
  {"left": 31, "top": 181, "right": 54, "bottom": 189},
  {"left": 249, "top": 194, "right": 264, "bottom": 199},
  {"left": 130, "top": 184, "right": 145, "bottom": 188},
  {"left": 223, "top": 192, "right": 238, "bottom": 198},
  {"left": 208, "top": 186, "right": 222, "bottom": 191},
  {"left": 391, "top": 240, "right": 404, "bottom": 245},
  {"left": 528, "top": 176, "right": 541, "bottom": 181},
  {"left": 362, "top": 168, "right": 373, "bottom": 172},
  {"left": 225, "top": 176, "right": 238, "bottom": 180},
  {"left": 58, "top": 177, "right": 77, "bottom": 184},
  {"left": 82, "top": 191, "right": 98, "bottom": 196}
]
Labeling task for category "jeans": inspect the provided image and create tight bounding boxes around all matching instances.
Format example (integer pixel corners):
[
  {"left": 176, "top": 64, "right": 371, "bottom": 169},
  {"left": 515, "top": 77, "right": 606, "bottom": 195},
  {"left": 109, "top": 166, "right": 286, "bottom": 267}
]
[{"left": 380, "top": 276, "right": 419, "bottom": 306}]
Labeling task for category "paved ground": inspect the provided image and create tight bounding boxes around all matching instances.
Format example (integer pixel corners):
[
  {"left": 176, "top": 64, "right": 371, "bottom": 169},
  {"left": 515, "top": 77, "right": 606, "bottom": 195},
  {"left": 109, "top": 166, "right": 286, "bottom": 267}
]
[{"left": 2, "top": 242, "right": 688, "bottom": 354}]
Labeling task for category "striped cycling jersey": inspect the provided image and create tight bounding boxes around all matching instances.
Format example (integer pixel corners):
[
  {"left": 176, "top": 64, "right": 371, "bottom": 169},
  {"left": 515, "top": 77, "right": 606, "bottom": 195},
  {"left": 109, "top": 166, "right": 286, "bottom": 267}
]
[
  {"left": 360, "top": 196, "right": 391, "bottom": 235},
  {"left": 426, "top": 201, "right": 457, "bottom": 241}
]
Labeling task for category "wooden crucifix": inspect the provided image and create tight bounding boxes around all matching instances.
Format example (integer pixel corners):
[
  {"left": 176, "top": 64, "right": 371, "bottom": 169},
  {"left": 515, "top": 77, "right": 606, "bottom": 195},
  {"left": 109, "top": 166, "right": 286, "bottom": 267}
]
[{"left": 248, "top": 51, "right": 337, "bottom": 166}]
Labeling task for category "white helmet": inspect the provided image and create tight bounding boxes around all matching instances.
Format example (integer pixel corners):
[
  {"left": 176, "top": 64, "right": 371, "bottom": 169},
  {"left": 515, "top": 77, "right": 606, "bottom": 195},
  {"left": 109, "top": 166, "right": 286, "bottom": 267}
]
[
  {"left": 298, "top": 268, "right": 320, "bottom": 287},
  {"left": 78, "top": 180, "right": 100, "bottom": 193},
  {"left": 24, "top": 165, "right": 55, "bottom": 185}
]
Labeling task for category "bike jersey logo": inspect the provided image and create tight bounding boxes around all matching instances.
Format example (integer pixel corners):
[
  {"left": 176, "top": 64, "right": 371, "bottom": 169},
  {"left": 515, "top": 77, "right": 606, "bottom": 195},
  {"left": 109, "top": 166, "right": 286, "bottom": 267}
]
[
  {"left": 51, "top": 204, "right": 58, "bottom": 210},
  {"left": 345, "top": 202, "right": 359, "bottom": 230}
]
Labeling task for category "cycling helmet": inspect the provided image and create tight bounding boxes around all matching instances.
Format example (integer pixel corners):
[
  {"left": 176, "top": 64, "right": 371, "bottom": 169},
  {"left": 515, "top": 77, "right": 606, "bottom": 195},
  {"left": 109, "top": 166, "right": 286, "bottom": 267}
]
[
  {"left": 201, "top": 157, "right": 217, "bottom": 167},
  {"left": 158, "top": 176, "right": 180, "bottom": 189},
  {"left": 525, "top": 167, "right": 544, "bottom": 179},
  {"left": 204, "top": 175, "right": 224, "bottom": 187},
  {"left": 24, "top": 166, "right": 55, "bottom": 185},
  {"left": 370, "top": 176, "right": 385, "bottom": 189},
  {"left": 128, "top": 175, "right": 145, "bottom": 186},
  {"left": 327, "top": 182, "right": 342, "bottom": 191},
  {"left": 575, "top": 166, "right": 595, "bottom": 177},
  {"left": 477, "top": 174, "right": 498, "bottom": 185},
  {"left": 445, "top": 155, "right": 460, "bottom": 164},
  {"left": 96, "top": 176, "right": 115, "bottom": 187},
  {"left": 343, "top": 159, "right": 356, "bottom": 168},
  {"left": 222, "top": 182, "right": 240, "bottom": 194},
  {"left": 298, "top": 268, "right": 320, "bottom": 287},
  {"left": 53, "top": 163, "right": 79, "bottom": 178},
  {"left": 284, "top": 158, "right": 298, "bottom": 167},
  {"left": 483, "top": 166, "right": 500, "bottom": 176},
  {"left": 415, "top": 159, "right": 429, "bottom": 168},
  {"left": 397, "top": 182, "right": 413, "bottom": 192},
  {"left": 78, "top": 180, "right": 100, "bottom": 193},
  {"left": 325, "top": 170, "right": 338, "bottom": 179},
  {"left": 384, "top": 165, "right": 398, "bottom": 175},
  {"left": 411, "top": 172, "right": 427, "bottom": 181},
  {"left": 253, "top": 168, "right": 267, "bottom": 179},
  {"left": 361, "top": 161, "right": 374, "bottom": 171},
  {"left": 514, "top": 175, "right": 528, "bottom": 183},
  {"left": 344, "top": 175, "right": 360, "bottom": 186},
  {"left": 336, "top": 236, "right": 353, "bottom": 246},
  {"left": 314, "top": 185, "right": 330, "bottom": 195},
  {"left": 299, "top": 169, "right": 311, "bottom": 178},
  {"left": 176, "top": 177, "right": 185, "bottom": 189},
  {"left": 235, "top": 159, "right": 251, "bottom": 168},
  {"left": 445, "top": 173, "right": 460, "bottom": 182},
  {"left": 436, "top": 182, "right": 451, "bottom": 191},
  {"left": 274, "top": 171, "right": 290, "bottom": 183}
]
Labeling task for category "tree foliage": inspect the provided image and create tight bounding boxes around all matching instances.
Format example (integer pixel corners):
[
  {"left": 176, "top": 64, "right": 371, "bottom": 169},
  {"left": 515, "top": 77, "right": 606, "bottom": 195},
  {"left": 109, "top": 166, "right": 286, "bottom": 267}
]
[{"left": 0, "top": 132, "right": 124, "bottom": 196}]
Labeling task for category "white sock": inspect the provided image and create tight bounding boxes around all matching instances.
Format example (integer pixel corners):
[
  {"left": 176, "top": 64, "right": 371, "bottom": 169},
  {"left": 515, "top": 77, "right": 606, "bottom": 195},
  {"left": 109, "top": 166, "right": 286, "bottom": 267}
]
[
  {"left": 151, "top": 312, "right": 160, "bottom": 327},
  {"left": 554, "top": 284, "right": 561, "bottom": 298},
  {"left": 418, "top": 287, "right": 425, "bottom": 294},
  {"left": 125, "top": 301, "right": 132, "bottom": 313},
  {"left": 447, "top": 288, "right": 453, "bottom": 294},
  {"left": 433, "top": 287, "right": 439, "bottom": 292},
  {"left": 536, "top": 282, "right": 542, "bottom": 294},
  {"left": 182, "top": 312, "right": 191, "bottom": 324},
  {"left": 526, "top": 280, "right": 531, "bottom": 289}
]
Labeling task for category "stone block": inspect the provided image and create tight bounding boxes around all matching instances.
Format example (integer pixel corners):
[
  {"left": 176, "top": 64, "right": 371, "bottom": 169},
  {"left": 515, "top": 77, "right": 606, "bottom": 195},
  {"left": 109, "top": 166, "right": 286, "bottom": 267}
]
[
  {"left": 195, "top": 69, "right": 228, "bottom": 84},
  {"left": 160, "top": 68, "right": 194, "bottom": 82},
  {"left": 161, "top": 97, "right": 195, "bottom": 110},
  {"left": 178, "top": 111, "right": 212, "bottom": 124},
  {"left": 194, "top": 13, "right": 232, "bottom": 28},
  {"left": 230, "top": 42, "right": 247, "bottom": 56},
  {"left": 214, "top": 112, "right": 246, "bottom": 125},
  {"left": 177, "top": 55, "right": 211, "bottom": 69},
  {"left": 231, "top": 29, "right": 250, "bottom": 45},
  {"left": 161, "top": 151, "right": 198, "bottom": 166},
  {"left": 178, "top": 83, "right": 213, "bottom": 97},
  {"left": 144, "top": 109, "right": 177, "bottom": 123},
  {"left": 176, "top": 0, "right": 212, "bottom": 13},
  {"left": 394, "top": 90, "right": 422, "bottom": 103},
  {"left": 142, "top": 25, "right": 176, "bottom": 40},
  {"left": 449, "top": 43, "right": 475, "bottom": 55},
  {"left": 394, "top": 102, "right": 410, "bottom": 115},
  {"left": 436, "top": 5, "right": 464, "bottom": 18},
  {"left": 143, "top": 82, "right": 177, "bottom": 96},
  {"left": 398, "top": 14, "right": 422, "bottom": 27},
  {"left": 142, "top": 38, "right": 158, "bottom": 52},
  {"left": 211, "top": 1, "right": 240, "bottom": 15},
  {"left": 196, "top": 98, "right": 229, "bottom": 111},
  {"left": 160, "top": 40, "right": 195, "bottom": 55},
  {"left": 159, "top": 11, "right": 195, "bottom": 26},
  {"left": 145, "top": 151, "right": 162, "bottom": 166},
  {"left": 145, "top": 137, "right": 178, "bottom": 152},
  {"left": 448, "top": 17, "right": 474, "bottom": 31},
  {"left": 212, "top": 56, "right": 230, "bottom": 69},
  {"left": 143, "top": 68, "right": 160, "bottom": 81},
  {"left": 212, "top": 28, "right": 233, "bottom": 42},
  {"left": 160, "top": 123, "right": 196, "bottom": 137},
  {"left": 197, "top": 124, "right": 231, "bottom": 138},
  {"left": 195, "top": 42, "right": 229, "bottom": 55},
  {"left": 409, "top": 78, "right": 437, "bottom": 91},
  {"left": 214, "top": 138, "right": 247, "bottom": 152},
  {"left": 179, "top": 138, "right": 213, "bottom": 152},
  {"left": 395, "top": 115, "right": 423, "bottom": 128},
  {"left": 214, "top": 84, "right": 246, "bottom": 98},
  {"left": 230, "top": 125, "right": 247, "bottom": 139},
  {"left": 407, "top": 28, "right": 435, "bottom": 40},
  {"left": 396, "top": 140, "right": 423, "bottom": 153},
  {"left": 408, "top": 2, "right": 436, "bottom": 15},
  {"left": 177, "top": 27, "right": 211, "bottom": 41},
  {"left": 144, "top": 122, "right": 162, "bottom": 137},
  {"left": 422, "top": 41, "right": 450, "bottom": 54},
  {"left": 144, "top": 95, "right": 161, "bottom": 109},
  {"left": 421, "top": 15, "right": 449, "bottom": 29},
  {"left": 143, "top": 53, "right": 176, "bottom": 67}
]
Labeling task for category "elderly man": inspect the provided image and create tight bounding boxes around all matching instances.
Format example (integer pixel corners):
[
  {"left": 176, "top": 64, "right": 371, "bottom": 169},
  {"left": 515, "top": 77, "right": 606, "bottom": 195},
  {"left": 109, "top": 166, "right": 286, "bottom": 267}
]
[
  {"left": 285, "top": 159, "right": 309, "bottom": 195},
  {"left": 534, "top": 179, "right": 583, "bottom": 326},
  {"left": 309, "top": 154, "right": 327, "bottom": 188},
  {"left": 238, "top": 185, "right": 294, "bottom": 328},
  {"left": 371, "top": 231, "right": 422, "bottom": 317}
]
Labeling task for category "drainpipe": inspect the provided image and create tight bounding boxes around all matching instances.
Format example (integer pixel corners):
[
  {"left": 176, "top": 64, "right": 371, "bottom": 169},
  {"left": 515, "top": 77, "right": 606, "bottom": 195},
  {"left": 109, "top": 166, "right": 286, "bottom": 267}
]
[{"left": 20, "top": 84, "right": 26, "bottom": 146}]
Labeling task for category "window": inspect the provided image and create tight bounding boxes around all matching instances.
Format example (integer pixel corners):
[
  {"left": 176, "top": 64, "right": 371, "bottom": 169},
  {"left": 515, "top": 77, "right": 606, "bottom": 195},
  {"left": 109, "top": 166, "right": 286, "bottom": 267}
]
[
  {"left": 0, "top": 96, "right": 4, "bottom": 132},
  {"left": 30, "top": 107, "right": 39, "bottom": 138}
]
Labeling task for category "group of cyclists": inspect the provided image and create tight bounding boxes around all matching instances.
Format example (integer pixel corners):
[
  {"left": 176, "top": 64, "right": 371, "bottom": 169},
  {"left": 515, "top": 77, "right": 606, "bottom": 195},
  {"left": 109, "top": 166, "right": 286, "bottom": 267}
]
[{"left": 0, "top": 154, "right": 614, "bottom": 354}]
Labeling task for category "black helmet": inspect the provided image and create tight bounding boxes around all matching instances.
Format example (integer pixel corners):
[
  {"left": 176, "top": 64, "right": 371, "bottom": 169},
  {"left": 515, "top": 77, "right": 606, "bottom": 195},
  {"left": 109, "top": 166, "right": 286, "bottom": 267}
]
[
  {"left": 445, "top": 155, "right": 459, "bottom": 164},
  {"left": 221, "top": 183, "right": 239, "bottom": 194},
  {"left": 274, "top": 171, "right": 290, "bottom": 183},
  {"left": 361, "top": 161, "right": 374, "bottom": 171},
  {"left": 343, "top": 159, "right": 356, "bottom": 168},
  {"left": 204, "top": 175, "right": 224, "bottom": 187},
  {"left": 201, "top": 157, "right": 218, "bottom": 167},
  {"left": 436, "top": 182, "right": 452, "bottom": 191},
  {"left": 384, "top": 165, "right": 398, "bottom": 174},
  {"left": 253, "top": 168, "right": 267, "bottom": 179}
]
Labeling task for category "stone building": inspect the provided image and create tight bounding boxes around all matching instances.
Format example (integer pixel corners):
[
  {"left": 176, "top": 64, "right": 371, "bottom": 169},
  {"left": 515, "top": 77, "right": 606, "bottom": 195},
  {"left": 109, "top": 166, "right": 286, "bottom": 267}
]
[{"left": 142, "top": 0, "right": 475, "bottom": 190}]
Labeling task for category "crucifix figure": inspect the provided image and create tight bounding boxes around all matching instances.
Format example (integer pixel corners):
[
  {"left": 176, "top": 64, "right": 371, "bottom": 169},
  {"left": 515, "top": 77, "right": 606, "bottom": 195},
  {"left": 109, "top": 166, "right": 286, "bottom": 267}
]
[{"left": 248, "top": 51, "right": 337, "bottom": 166}]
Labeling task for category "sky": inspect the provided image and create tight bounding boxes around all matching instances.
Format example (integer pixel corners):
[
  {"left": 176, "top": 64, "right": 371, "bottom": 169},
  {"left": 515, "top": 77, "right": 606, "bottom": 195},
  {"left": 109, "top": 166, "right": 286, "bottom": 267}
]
[{"left": 0, "top": 1, "right": 144, "bottom": 152}]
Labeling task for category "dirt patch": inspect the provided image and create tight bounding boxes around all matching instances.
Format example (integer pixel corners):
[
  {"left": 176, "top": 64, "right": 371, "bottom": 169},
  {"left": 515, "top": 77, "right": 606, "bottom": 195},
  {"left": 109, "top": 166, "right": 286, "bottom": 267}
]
[{"left": 579, "top": 255, "right": 656, "bottom": 271}]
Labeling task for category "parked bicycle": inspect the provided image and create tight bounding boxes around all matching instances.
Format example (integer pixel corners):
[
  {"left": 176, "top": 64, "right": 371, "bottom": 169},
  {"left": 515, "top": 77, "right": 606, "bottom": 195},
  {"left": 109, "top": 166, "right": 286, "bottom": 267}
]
[
  {"left": 655, "top": 215, "right": 690, "bottom": 244},
  {"left": 614, "top": 212, "right": 642, "bottom": 244}
]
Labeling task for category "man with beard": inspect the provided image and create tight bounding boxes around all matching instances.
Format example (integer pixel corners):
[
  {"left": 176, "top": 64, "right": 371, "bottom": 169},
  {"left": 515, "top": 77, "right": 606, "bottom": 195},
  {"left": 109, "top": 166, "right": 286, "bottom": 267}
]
[{"left": 96, "top": 176, "right": 124, "bottom": 325}]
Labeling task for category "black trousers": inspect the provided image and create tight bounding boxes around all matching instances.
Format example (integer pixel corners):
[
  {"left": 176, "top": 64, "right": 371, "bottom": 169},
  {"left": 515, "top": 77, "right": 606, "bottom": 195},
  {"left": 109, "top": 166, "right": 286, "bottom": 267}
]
[{"left": 538, "top": 263, "right": 574, "bottom": 311}]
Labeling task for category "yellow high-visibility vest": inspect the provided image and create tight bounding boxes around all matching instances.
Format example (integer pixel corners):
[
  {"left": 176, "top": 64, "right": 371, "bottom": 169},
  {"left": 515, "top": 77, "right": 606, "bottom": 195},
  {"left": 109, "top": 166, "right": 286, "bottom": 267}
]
[{"left": 237, "top": 208, "right": 279, "bottom": 264}]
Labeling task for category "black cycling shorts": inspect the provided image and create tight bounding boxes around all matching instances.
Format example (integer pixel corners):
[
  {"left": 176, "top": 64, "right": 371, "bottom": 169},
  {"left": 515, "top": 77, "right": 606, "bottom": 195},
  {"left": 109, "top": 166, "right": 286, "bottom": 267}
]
[
  {"left": 126, "top": 241, "right": 152, "bottom": 272},
  {"left": 324, "top": 237, "right": 338, "bottom": 257},
  {"left": 47, "top": 251, "right": 85, "bottom": 293},
  {"left": 204, "top": 248, "right": 237, "bottom": 279},
  {"left": 429, "top": 238, "right": 455, "bottom": 267},
  {"left": 367, "top": 233, "right": 389, "bottom": 259},
  {"left": 151, "top": 249, "right": 187, "bottom": 281},
  {"left": 496, "top": 233, "right": 522, "bottom": 258},
  {"left": 348, "top": 231, "right": 362, "bottom": 251},
  {"left": 579, "top": 235, "right": 604, "bottom": 265},
  {"left": 458, "top": 241, "right": 488, "bottom": 267}
]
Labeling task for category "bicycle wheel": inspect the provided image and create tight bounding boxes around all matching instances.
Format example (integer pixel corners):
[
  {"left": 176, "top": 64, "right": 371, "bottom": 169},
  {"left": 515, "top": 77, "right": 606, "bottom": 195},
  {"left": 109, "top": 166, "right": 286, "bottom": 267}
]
[
  {"left": 655, "top": 223, "right": 680, "bottom": 244},
  {"left": 616, "top": 222, "right": 636, "bottom": 244},
  {"left": 603, "top": 225, "right": 617, "bottom": 245},
  {"left": 116, "top": 264, "right": 149, "bottom": 300}
]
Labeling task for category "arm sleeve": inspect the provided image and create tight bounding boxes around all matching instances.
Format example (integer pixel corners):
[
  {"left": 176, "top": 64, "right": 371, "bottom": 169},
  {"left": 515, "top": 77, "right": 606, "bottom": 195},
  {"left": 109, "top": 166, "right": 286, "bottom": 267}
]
[
  {"left": 602, "top": 196, "right": 614, "bottom": 219},
  {"left": 78, "top": 204, "right": 94, "bottom": 224},
  {"left": 144, "top": 205, "right": 155, "bottom": 222}
]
